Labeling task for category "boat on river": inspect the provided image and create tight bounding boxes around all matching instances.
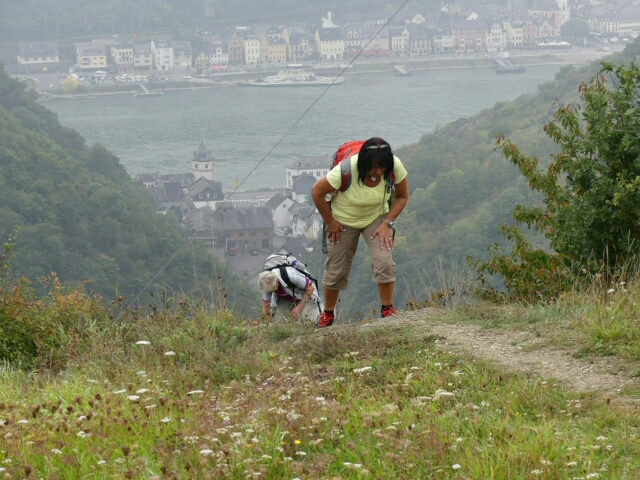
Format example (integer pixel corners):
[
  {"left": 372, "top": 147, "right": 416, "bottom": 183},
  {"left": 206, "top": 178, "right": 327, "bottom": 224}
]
[
  {"left": 244, "top": 67, "right": 344, "bottom": 87},
  {"left": 491, "top": 55, "right": 525, "bottom": 74},
  {"left": 133, "top": 84, "right": 164, "bottom": 97},
  {"left": 393, "top": 64, "right": 411, "bottom": 76}
]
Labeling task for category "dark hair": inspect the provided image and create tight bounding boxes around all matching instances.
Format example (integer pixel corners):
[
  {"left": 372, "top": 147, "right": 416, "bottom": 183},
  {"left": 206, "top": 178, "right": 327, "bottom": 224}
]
[{"left": 356, "top": 137, "right": 394, "bottom": 186}]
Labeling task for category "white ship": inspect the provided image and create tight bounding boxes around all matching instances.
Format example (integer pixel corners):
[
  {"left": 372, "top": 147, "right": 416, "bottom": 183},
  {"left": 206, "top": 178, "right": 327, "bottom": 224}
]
[{"left": 245, "top": 67, "right": 345, "bottom": 87}]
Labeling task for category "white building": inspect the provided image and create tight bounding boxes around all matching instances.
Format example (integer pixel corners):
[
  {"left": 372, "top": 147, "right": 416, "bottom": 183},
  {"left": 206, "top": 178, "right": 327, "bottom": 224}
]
[
  {"left": 152, "top": 35, "right": 174, "bottom": 71},
  {"left": 285, "top": 155, "right": 331, "bottom": 189}
]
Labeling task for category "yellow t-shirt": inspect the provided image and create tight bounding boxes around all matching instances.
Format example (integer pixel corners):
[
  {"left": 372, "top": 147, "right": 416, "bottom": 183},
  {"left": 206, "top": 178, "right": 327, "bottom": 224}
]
[{"left": 326, "top": 155, "right": 407, "bottom": 229}]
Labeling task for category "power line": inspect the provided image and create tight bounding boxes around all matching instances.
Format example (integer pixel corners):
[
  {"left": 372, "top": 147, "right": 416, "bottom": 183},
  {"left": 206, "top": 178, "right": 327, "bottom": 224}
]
[{"left": 116, "top": 2, "right": 410, "bottom": 318}]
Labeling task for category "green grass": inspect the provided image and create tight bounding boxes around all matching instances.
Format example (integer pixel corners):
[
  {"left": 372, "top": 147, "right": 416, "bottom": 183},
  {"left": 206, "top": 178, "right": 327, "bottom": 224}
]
[{"left": 1, "top": 290, "right": 640, "bottom": 479}]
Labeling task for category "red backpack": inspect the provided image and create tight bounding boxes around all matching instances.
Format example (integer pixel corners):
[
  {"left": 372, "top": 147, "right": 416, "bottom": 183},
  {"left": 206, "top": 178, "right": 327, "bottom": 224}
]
[
  {"left": 321, "top": 140, "right": 396, "bottom": 253},
  {"left": 331, "top": 140, "right": 396, "bottom": 192}
]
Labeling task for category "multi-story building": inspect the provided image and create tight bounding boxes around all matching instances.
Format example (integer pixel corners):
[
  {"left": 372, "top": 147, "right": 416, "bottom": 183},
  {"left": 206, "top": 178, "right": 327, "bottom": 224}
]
[
  {"left": 17, "top": 43, "right": 59, "bottom": 71},
  {"left": 503, "top": 21, "right": 524, "bottom": 49},
  {"left": 173, "top": 41, "right": 192, "bottom": 70},
  {"left": 243, "top": 32, "right": 260, "bottom": 65},
  {"left": 408, "top": 24, "right": 432, "bottom": 56},
  {"left": 486, "top": 22, "right": 506, "bottom": 52},
  {"left": 76, "top": 44, "right": 108, "bottom": 71},
  {"left": 388, "top": 25, "right": 410, "bottom": 56},
  {"left": 342, "top": 25, "right": 363, "bottom": 57},
  {"left": 227, "top": 30, "right": 244, "bottom": 65},
  {"left": 360, "top": 24, "right": 391, "bottom": 56},
  {"left": 285, "top": 156, "right": 331, "bottom": 189},
  {"left": 152, "top": 35, "right": 174, "bottom": 70},
  {"left": 451, "top": 18, "right": 488, "bottom": 53},
  {"left": 110, "top": 43, "right": 134, "bottom": 71},
  {"left": 314, "top": 28, "right": 345, "bottom": 60},
  {"left": 133, "top": 43, "right": 153, "bottom": 70},
  {"left": 261, "top": 37, "right": 287, "bottom": 64}
]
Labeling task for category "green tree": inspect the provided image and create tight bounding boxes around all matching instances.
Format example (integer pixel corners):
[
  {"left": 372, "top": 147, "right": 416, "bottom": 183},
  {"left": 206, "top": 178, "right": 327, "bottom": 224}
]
[
  {"left": 561, "top": 19, "right": 590, "bottom": 44},
  {"left": 472, "top": 62, "right": 640, "bottom": 300}
]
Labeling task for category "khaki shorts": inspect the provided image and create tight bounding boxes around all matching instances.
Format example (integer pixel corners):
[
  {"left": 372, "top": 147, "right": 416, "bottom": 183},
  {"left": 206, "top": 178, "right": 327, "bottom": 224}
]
[{"left": 323, "top": 216, "right": 396, "bottom": 290}]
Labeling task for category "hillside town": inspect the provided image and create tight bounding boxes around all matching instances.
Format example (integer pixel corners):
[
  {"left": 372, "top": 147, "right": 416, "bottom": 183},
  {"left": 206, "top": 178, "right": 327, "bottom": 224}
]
[
  {"left": 6, "top": 0, "right": 638, "bottom": 78},
  {"left": 135, "top": 142, "right": 330, "bottom": 277}
]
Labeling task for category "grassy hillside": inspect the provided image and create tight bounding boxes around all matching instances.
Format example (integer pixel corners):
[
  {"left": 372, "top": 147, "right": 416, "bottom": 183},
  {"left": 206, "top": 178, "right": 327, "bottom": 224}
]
[{"left": 0, "top": 275, "right": 639, "bottom": 478}]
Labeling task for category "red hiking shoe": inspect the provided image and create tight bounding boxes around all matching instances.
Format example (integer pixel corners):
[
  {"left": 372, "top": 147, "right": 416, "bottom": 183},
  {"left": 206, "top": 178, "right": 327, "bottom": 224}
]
[
  {"left": 381, "top": 306, "right": 398, "bottom": 318},
  {"left": 316, "top": 311, "right": 335, "bottom": 328}
]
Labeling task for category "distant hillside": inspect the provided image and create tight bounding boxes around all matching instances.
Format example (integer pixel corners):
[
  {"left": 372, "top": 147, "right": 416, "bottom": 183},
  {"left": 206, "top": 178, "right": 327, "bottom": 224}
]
[
  {"left": 0, "top": 0, "right": 400, "bottom": 44},
  {"left": 0, "top": 65, "right": 256, "bottom": 313},
  {"left": 335, "top": 41, "right": 640, "bottom": 315}
]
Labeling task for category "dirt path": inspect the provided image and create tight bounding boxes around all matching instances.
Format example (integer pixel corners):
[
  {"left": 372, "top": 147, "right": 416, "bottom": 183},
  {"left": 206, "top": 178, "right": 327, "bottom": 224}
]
[{"left": 354, "top": 309, "right": 639, "bottom": 407}]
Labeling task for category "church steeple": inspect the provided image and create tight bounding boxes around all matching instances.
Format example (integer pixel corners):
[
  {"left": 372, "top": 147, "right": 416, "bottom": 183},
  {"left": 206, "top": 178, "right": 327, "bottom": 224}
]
[{"left": 191, "top": 140, "right": 214, "bottom": 181}]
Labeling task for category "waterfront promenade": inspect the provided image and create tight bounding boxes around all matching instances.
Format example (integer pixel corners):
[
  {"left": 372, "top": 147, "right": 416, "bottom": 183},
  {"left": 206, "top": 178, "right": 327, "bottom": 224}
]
[{"left": 22, "top": 45, "right": 622, "bottom": 99}]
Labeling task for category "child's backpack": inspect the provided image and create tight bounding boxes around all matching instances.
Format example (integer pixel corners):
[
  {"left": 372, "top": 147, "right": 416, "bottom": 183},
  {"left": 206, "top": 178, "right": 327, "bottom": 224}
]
[
  {"left": 262, "top": 253, "right": 319, "bottom": 292},
  {"left": 321, "top": 140, "right": 396, "bottom": 253}
]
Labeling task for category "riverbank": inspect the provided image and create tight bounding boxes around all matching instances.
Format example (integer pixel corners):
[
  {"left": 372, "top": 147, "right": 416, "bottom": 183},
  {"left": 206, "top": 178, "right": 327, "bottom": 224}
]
[{"left": 34, "top": 46, "right": 619, "bottom": 100}]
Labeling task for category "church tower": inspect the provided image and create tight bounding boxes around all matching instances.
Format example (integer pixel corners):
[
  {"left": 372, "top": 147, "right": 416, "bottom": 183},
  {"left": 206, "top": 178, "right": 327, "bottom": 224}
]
[{"left": 191, "top": 141, "right": 215, "bottom": 182}]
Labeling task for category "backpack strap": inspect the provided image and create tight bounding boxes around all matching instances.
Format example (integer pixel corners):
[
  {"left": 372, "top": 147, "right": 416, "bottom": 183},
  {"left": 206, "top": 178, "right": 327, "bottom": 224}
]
[
  {"left": 275, "top": 265, "right": 294, "bottom": 292},
  {"left": 271, "top": 265, "right": 319, "bottom": 297},
  {"left": 339, "top": 158, "right": 352, "bottom": 192}
]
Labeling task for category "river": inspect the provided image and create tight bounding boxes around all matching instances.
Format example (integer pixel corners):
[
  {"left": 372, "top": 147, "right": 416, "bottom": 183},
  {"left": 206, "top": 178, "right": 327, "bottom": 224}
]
[{"left": 44, "top": 65, "right": 565, "bottom": 189}]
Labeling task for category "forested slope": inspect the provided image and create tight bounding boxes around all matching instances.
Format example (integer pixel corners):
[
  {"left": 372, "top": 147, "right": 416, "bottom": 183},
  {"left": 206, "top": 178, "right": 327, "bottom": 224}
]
[
  {"left": 0, "top": 65, "right": 256, "bottom": 314},
  {"left": 0, "top": 0, "right": 408, "bottom": 43}
]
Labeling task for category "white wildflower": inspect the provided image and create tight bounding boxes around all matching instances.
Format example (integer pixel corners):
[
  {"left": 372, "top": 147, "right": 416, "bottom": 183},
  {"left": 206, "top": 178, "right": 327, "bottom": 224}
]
[
  {"left": 586, "top": 474, "right": 600, "bottom": 479},
  {"left": 187, "top": 390, "right": 205, "bottom": 395},
  {"left": 135, "top": 340, "right": 151, "bottom": 345},
  {"left": 452, "top": 464, "right": 461, "bottom": 470},
  {"left": 531, "top": 469, "right": 542, "bottom": 475},
  {"left": 596, "top": 435, "right": 607, "bottom": 441},
  {"left": 113, "top": 389, "right": 127, "bottom": 394},
  {"left": 352, "top": 366, "right": 372, "bottom": 374},
  {"left": 136, "top": 388, "right": 150, "bottom": 394},
  {"left": 200, "top": 449, "right": 214, "bottom": 456},
  {"left": 52, "top": 449, "right": 63, "bottom": 455},
  {"left": 607, "top": 288, "right": 615, "bottom": 294},
  {"left": 127, "top": 395, "right": 140, "bottom": 401},
  {"left": 161, "top": 417, "right": 172, "bottom": 423},
  {"left": 164, "top": 351, "right": 176, "bottom": 356},
  {"left": 432, "top": 389, "right": 455, "bottom": 401}
]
